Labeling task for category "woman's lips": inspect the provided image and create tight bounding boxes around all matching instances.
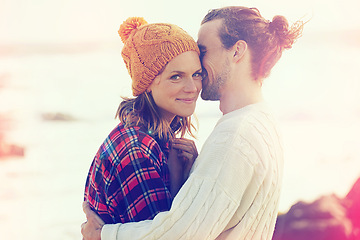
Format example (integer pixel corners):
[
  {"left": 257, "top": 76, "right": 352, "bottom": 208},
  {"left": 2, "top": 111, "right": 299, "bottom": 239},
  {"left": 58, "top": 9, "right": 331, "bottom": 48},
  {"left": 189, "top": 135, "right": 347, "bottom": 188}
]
[{"left": 176, "top": 97, "right": 197, "bottom": 104}]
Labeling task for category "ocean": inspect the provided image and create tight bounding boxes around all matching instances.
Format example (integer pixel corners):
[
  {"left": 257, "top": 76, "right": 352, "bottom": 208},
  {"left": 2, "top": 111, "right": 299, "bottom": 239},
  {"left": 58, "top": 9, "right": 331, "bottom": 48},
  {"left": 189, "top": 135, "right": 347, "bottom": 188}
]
[{"left": 1, "top": 36, "right": 360, "bottom": 239}]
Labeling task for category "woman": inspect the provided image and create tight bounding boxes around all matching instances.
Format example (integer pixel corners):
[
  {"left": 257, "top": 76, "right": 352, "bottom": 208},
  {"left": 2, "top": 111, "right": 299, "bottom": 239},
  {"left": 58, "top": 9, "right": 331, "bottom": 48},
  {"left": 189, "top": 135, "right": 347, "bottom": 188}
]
[{"left": 84, "top": 17, "right": 202, "bottom": 224}]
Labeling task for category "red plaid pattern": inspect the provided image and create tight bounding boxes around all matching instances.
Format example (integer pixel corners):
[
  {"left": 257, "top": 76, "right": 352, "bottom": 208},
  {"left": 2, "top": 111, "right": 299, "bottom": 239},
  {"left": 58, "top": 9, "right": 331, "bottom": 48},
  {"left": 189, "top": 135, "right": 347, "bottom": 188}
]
[{"left": 84, "top": 124, "right": 172, "bottom": 224}]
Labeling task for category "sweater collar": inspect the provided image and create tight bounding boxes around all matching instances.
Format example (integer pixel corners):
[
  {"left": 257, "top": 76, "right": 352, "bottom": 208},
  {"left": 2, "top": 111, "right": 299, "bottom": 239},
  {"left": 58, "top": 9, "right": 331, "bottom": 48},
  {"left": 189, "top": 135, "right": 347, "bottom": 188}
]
[{"left": 216, "top": 101, "right": 269, "bottom": 125}]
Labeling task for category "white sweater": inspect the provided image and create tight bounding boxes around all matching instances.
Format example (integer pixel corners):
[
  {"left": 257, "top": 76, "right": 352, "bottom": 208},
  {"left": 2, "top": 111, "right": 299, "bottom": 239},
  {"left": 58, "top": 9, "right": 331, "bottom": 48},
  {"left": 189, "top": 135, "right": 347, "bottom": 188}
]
[{"left": 102, "top": 102, "right": 284, "bottom": 240}]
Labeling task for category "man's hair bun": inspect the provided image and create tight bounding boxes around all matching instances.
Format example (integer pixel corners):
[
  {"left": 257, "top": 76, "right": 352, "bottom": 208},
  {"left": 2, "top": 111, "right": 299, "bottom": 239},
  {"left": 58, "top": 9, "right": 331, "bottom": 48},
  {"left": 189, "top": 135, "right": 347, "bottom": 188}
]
[
  {"left": 269, "top": 15, "right": 303, "bottom": 49},
  {"left": 118, "top": 17, "right": 148, "bottom": 43}
]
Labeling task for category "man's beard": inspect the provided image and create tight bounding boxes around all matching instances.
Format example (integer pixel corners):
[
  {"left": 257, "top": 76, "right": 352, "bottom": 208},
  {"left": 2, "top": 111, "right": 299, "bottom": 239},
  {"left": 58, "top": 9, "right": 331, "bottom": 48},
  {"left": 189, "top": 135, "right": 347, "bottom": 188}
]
[
  {"left": 201, "top": 61, "right": 229, "bottom": 101},
  {"left": 201, "top": 77, "right": 222, "bottom": 100}
]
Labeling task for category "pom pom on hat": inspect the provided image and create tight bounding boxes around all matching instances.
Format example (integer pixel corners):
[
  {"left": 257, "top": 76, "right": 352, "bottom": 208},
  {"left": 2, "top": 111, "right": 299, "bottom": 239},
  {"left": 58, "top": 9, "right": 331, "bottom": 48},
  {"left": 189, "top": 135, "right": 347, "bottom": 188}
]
[{"left": 118, "top": 17, "right": 148, "bottom": 43}]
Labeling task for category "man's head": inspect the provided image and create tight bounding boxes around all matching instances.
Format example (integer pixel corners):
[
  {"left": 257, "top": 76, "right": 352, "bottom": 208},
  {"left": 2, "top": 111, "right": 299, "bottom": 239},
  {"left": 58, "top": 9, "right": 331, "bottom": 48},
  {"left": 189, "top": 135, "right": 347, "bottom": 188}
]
[
  {"left": 197, "top": 19, "right": 230, "bottom": 101},
  {"left": 198, "top": 6, "right": 303, "bottom": 101}
]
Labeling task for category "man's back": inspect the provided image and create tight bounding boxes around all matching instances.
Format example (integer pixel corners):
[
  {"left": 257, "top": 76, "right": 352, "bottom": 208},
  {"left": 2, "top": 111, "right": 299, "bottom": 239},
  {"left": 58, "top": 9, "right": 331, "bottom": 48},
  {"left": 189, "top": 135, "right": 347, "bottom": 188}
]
[{"left": 210, "top": 102, "right": 284, "bottom": 239}]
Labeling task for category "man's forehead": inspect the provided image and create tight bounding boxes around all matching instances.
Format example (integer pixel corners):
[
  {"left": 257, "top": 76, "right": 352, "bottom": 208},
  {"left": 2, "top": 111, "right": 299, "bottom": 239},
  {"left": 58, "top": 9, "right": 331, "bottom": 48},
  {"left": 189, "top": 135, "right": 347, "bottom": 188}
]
[
  {"left": 197, "top": 19, "right": 223, "bottom": 49},
  {"left": 197, "top": 19, "right": 222, "bottom": 42}
]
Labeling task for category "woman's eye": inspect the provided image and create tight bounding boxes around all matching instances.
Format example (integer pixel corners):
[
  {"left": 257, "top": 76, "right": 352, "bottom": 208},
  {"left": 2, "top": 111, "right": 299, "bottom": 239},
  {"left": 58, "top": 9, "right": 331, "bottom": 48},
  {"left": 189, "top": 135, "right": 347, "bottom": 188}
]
[
  {"left": 193, "top": 73, "right": 203, "bottom": 80},
  {"left": 170, "top": 75, "right": 180, "bottom": 80}
]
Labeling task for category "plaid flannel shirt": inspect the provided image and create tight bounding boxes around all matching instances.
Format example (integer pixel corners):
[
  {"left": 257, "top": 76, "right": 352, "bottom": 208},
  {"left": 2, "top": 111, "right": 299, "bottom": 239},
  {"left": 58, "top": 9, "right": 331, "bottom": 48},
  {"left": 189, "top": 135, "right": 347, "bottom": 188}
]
[{"left": 84, "top": 123, "right": 172, "bottom": 224}]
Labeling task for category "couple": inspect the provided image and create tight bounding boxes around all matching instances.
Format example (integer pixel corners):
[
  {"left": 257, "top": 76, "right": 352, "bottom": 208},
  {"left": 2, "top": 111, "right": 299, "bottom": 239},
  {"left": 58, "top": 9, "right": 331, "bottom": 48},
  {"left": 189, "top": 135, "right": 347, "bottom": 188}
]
[{"left": 82, "top": 6, "right": 303, "bottom": 240}]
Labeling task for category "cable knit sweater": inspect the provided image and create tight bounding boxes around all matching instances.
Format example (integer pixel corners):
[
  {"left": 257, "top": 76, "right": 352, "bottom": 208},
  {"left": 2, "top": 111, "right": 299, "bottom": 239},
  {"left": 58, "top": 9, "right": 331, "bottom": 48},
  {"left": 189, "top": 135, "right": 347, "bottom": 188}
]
[{"left": 101, "top": 102, "right": 284, "bottom": 240}]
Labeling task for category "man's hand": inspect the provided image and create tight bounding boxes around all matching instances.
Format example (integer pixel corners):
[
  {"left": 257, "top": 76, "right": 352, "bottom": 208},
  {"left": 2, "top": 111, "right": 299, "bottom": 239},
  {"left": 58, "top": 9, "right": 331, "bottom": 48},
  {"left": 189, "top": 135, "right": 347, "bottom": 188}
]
[{"left": 81, "top": 202, "right": 105, "bottom": 240}]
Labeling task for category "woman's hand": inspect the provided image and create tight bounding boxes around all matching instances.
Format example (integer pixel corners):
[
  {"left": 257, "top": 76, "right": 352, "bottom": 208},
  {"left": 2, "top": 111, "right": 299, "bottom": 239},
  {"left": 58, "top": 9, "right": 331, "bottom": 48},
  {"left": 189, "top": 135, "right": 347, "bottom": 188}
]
[
  {"left": 167, "top": 138, "right": 198, "bottom": 196},
  {"left": 171, "top": 138, "right": 198, "bottom": 180},
  {"left": 81, "top": 202, "right": 104, "bottom": 240},
  {"left": 167, "top": 145, "right": 183, "bottom": 197}
]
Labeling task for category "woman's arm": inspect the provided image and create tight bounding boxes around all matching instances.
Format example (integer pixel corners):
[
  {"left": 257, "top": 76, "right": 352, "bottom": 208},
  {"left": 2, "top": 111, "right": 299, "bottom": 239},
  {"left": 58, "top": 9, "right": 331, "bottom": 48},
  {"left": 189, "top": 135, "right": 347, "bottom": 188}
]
[
  {"left": 85, "top": 127, "right": 173, "bottom": 224},
  {"left": 108, "top": 151, "right": 173, "bottom": 223}
]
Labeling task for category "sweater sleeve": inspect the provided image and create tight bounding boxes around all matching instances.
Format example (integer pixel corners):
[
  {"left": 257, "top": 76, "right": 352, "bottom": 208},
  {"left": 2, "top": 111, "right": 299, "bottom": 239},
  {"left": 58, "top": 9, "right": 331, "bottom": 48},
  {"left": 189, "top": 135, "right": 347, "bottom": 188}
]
[
  {"left": 104, "top": 144, "right": 172, "bottom": 223},
  {"left": 85, "top": 127, "right": 172, "bottom": 224},
  {"left": 101, "top": 125, "right": 264, "bottom": 239}
]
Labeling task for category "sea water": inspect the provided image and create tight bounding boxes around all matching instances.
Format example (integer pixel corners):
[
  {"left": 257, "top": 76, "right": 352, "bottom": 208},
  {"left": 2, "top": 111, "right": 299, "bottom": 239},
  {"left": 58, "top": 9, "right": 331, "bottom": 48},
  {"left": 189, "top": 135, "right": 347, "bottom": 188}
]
[{"left": 1, "top": 39, "right": 360, "bottom": 239}]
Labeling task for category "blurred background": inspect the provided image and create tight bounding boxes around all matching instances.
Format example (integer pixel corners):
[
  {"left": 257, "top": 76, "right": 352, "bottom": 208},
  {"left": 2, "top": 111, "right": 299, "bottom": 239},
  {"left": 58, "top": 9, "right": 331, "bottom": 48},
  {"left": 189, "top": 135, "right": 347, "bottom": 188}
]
[{"left": 1, "top": 0, "right": 360, "bottom": 239}]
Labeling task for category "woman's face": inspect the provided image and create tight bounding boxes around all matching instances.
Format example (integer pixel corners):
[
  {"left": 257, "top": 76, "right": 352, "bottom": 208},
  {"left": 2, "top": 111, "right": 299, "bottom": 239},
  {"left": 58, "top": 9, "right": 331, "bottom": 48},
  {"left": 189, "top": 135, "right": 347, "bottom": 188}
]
[{"left": 148, "top": 51, "right": 202, "bottom": 122}]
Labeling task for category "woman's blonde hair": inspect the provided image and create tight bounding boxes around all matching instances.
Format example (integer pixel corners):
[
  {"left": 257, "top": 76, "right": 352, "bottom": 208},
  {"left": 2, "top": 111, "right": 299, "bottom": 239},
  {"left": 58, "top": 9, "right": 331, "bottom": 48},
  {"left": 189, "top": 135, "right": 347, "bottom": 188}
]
[{"left": 115, "top": 91, "right": 197, "bottom": 141}]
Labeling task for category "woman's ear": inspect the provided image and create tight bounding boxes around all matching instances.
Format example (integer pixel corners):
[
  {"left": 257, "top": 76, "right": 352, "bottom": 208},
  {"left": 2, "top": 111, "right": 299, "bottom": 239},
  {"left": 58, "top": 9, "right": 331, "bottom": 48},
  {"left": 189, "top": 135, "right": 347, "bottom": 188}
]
[
  {"left": 232, "top": 40, "right": 247, "bottom": 63},
  {"left": 146, "top": 84, "right": 153, "bottom": 93}
]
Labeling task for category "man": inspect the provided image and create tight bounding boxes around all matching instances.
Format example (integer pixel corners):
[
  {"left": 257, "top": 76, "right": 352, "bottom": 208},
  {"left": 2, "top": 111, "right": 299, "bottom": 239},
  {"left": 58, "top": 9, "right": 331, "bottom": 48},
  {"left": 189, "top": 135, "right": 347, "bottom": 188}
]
[{"left": 81, "top": 6, "right": 303, "bottom": 240}]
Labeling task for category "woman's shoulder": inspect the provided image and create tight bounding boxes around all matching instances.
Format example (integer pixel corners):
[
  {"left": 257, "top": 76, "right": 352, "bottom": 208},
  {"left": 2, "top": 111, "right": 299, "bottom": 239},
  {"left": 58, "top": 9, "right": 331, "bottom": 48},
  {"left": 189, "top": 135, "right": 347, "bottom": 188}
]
[
  {"left": 104, "top": 123, "right": 166, "bottom": 154},
  {"left": 96, "top": 123, "right": 168, "bottom": 168}
]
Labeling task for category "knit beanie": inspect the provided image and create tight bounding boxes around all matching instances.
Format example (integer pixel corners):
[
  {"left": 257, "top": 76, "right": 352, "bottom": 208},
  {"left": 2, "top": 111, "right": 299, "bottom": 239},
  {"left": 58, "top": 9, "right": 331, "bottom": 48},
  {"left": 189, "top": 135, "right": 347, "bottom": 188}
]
[{"left": 118, "top": 17, "right": 200, "bottom": 96}]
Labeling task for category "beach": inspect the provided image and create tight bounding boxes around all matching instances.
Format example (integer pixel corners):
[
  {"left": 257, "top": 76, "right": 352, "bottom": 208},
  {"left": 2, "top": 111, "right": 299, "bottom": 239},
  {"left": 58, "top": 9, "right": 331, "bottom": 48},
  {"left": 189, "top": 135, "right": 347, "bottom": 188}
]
[
  {"left": 1, "top": 39, "right": 360, "bottom": 239},
  {"left": 1, "top": 0, "right": 360, "bottom": 238}
]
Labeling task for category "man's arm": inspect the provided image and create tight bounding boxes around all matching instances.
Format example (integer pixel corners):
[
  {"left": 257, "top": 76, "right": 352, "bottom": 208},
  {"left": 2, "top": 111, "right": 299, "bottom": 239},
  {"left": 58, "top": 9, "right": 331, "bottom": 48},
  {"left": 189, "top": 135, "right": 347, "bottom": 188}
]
[
  {"left": 82, "top": 202, "right": 104, "bottom": 240},
  {"left": 100, "top": 130, "right": 261, "bottom": 239}
]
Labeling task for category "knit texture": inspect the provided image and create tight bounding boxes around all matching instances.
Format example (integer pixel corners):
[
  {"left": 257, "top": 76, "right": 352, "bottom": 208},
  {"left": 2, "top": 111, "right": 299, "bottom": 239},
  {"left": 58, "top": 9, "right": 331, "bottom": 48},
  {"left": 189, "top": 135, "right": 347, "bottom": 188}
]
[
  {"left": 101, "top": 102, "right": 284, "bottom": 240},
  {"left": 119, "top": 17, "right": 200, "bottom": 96}
]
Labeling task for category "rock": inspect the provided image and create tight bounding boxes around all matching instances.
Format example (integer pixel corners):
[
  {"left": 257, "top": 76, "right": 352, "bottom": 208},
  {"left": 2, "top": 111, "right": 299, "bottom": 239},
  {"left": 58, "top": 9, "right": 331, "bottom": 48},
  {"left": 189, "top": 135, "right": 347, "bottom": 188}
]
[
  {"left": 0, "top": 140, "right": 25, "bottom": 158},
  {"left": 344, "top": 178, "right": 360, "bottom": 238},
  {"left": 274, "top": 195, "right": 352, "bottom": 240},
  {"left": 273, "top": 177, "right": 360, "bottom": 240},
  {"left": 0, "top": 80, "right": 25, "bottom": 159},
  {"left": 41, "top": 112, "right": 75, "bottom": 121}
]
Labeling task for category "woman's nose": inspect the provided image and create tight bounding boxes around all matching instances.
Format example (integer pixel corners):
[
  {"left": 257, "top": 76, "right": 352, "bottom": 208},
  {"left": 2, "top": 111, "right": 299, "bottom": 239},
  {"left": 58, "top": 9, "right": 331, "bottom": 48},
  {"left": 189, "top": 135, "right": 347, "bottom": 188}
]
[{"left": 184, "top": 77, "right": 198, "bottom": 92}]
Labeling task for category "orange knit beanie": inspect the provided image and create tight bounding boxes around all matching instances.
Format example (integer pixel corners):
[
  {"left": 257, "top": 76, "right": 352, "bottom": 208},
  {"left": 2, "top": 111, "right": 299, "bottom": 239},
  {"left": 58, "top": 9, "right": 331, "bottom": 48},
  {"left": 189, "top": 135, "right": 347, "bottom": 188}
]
[{"left": 118, "top": 17, "right": 200, "bottom": 96}]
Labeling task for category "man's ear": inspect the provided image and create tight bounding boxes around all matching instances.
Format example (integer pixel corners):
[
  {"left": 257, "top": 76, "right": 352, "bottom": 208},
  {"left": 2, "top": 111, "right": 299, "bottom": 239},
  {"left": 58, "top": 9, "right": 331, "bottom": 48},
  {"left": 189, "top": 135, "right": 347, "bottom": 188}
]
[{"left": 232, "top": 40, "right": 247, "bottom": 63}]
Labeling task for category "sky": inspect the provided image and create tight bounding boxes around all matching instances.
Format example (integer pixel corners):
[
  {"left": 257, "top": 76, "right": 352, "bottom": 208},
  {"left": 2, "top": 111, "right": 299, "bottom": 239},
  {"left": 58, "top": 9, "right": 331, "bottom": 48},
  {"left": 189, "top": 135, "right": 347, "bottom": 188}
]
[{"left": 1, "top": 0, "right": 360, "bottom": 45}]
